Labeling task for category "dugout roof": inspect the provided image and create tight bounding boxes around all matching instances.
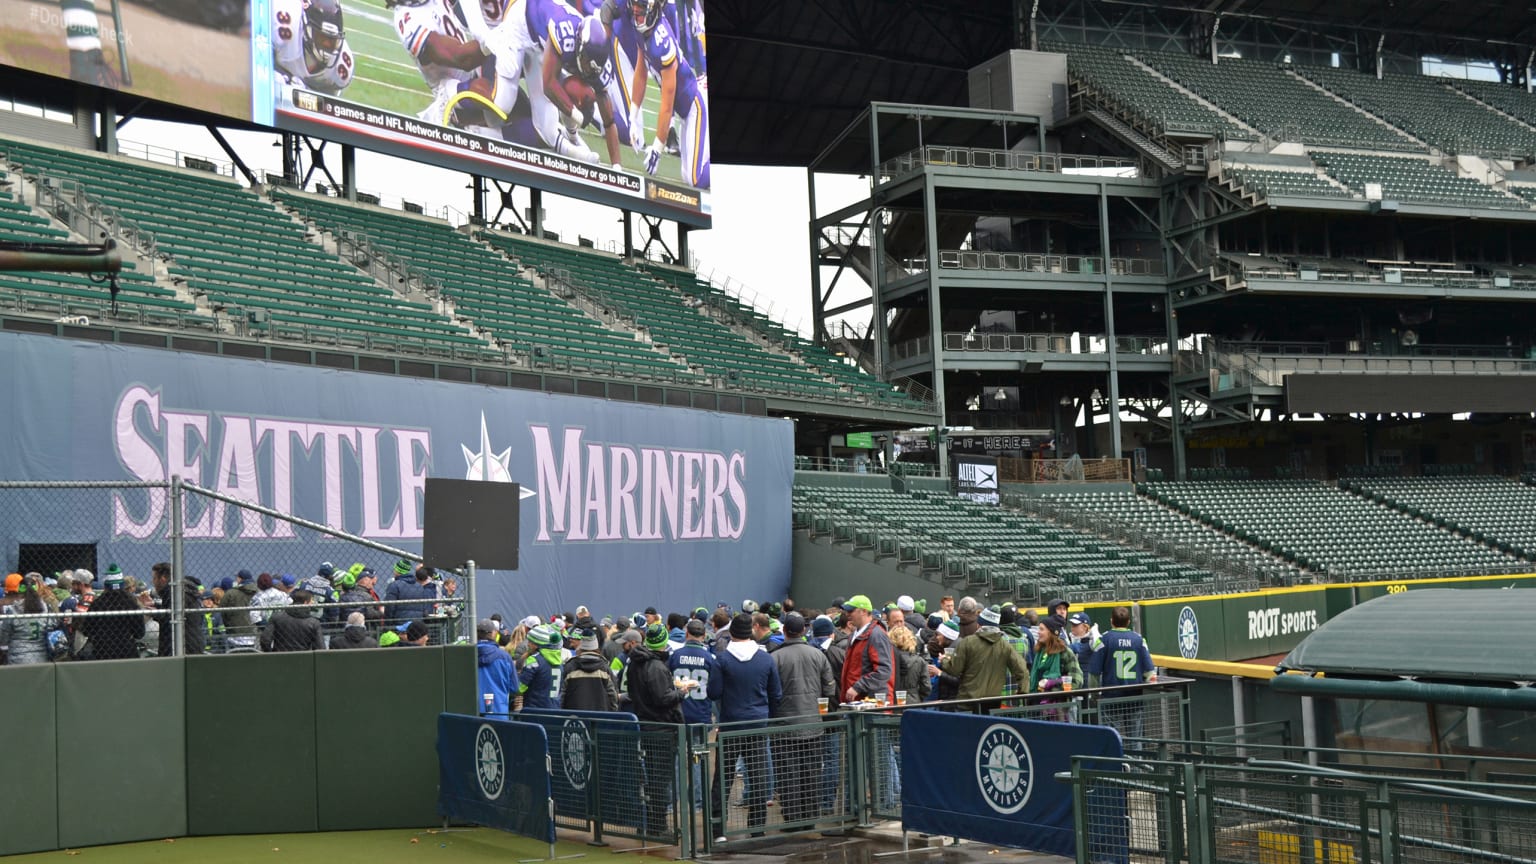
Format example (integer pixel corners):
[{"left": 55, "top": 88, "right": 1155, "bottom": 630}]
[
  {"left": 1277, "top": 588, "right": 1536, "bottom": 684},
  {"left": 709, "top": 0, "right": 1536, "bottom": 167}
]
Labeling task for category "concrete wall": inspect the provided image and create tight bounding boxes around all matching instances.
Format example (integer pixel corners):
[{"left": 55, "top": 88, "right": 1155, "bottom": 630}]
[{"left": 789, "top": 533, "right": 952, "bottom": 610}]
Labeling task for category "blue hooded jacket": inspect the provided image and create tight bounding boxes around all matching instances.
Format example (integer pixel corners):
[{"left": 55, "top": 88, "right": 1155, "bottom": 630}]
[{"left": 477, "top": 641, "right": 515, "bottom": 715}]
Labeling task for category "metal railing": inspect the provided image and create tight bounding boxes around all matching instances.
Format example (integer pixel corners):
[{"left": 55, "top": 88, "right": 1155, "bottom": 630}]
[
  {"left": 1067, "top": 753, "right": 1536, "bottom": 864},
  {"left": 486, "top": 679, "right": 1189, "bottom": 855},
  {"left": 23, "top": 172, "right": 159, "bottom": 260},
  {"left": 1200, "top": 349, "right": 1536, "bottom": 389},
  {"left": 116, "top": 138, "right": 237, "bottom": 179},
  {"left": 924, "top": 249, "right": 1165, "bottom": 277},
  {"left": 880, "top": 147, "right": 1145, "bottom": 180},
  {"left": 1228, "top": 258, "right": 1536, "bottom": 291},
  {"left": 941, "top": 331, "right": 1170, "bottom": 356},
  {"left": 333, "top": 228, "right": 449, "bottom": 305},
  {"left": 999, "top": 456, "right": 1133, "bottom": 484},
  {"left": 793, "top": 455, "right": 942, "bottom": 477}
]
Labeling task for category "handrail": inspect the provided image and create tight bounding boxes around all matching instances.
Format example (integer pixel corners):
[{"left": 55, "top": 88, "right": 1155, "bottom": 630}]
[
  {"left": 895, "top": 332, "right": 1171, "bottom": 358},
  {"left": 924, "top": 249, "right": 1165, "bottom": 277},
  {"left": 880, "top": 146, "right": 1145, "bottom": 181},
  {"left": 22, "top": 172, "right": 158, "bottom": 261}
]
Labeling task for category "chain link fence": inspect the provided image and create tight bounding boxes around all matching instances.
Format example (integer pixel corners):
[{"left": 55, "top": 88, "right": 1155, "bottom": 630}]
[{"left": 0, "top": 480, "right": 467, "bottom": 662}]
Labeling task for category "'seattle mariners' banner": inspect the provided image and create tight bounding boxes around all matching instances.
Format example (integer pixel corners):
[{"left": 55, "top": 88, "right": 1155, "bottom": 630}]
[{"left": 0, "top": 332, "right": 793, "bottom": 615}]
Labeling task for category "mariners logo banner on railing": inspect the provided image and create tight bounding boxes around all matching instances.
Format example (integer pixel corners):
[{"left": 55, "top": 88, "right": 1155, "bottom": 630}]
[
  {"left": 436, "top": 713, "right": 554, "bottom": 844},
  {"left": 0, "top": 332, "right": 793, "bottom": 615},
  {"left": 900, "top": 710, "right": 1124, "bottom": 856}
]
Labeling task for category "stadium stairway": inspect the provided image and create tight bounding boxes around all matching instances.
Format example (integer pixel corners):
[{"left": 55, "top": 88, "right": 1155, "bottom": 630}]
[
  {"left": 0, "top": 168, "right": 206, "bottom": 327},
  {"left": 0, "top": 139, "right": 490, "bottom": 356},
  {"left": 271, "top": 190, "right": 699, "bottom": 381},
  {"left": 793, "top": 478, "right": 1234, "bottom": 604},
  {"left": 1338, "top": 475, "right": 1536, "bottom": 561},
  {"left": 1140, "top": 479, "right": 1524, "bottom": 579}
]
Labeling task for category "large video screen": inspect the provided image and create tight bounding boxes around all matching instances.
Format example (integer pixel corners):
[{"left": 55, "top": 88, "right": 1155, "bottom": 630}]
[
  {"left": 0, "top": 0, "right": 710, "bottom": 224},
  {"left": 264, "top": 0, "right": 711, "bottom": 221},
  {"left": 0, "top": 0, "right": 254, "bottom": 119}
]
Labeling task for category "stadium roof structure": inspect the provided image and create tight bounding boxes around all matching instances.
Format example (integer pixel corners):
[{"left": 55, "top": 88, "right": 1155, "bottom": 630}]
[
  {"left": 1271, "top": 588, "right": 1536, "bottom": 709},
  {"left": 710, "top": 0, "right": 1536, "bottom": 167}
]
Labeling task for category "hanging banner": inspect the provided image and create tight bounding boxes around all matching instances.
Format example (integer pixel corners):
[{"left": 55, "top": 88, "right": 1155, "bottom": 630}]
[
  {"left": 0, "top": 332, "right": 792, "bottom": 617},
  {"left": 900, "top": 710, "right": 1124, "bottom": 856},
  {"left": 436, "top": 713, "right": 554, "bottom": 844}
]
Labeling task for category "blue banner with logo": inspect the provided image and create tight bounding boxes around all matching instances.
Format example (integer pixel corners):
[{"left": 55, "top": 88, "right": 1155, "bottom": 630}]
[
  {"left": 0, "top": 332, "right": 792, "bottom": 617},
  {"left": 516, "top": 708, "right": 645, "bottom": 831},
  {"left": 437, "top": 713, "right": 554, "bottom": 843},
  {"left": 900, "top": 710, "right": 1124, "bottom": 856}
]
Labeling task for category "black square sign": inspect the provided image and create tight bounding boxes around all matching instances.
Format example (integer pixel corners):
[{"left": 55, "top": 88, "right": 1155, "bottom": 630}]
[{"left": 422, "top": 478, "right": 521, "bottom": 571}]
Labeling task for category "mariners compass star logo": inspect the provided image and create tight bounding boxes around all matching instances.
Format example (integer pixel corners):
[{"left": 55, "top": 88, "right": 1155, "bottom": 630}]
[
  {"left": 462, "top": 412, "right": 537, "bottom": 501},
  {"left": 561, "top": 718, "right": 594, "bottom": 791},
  {"left": 475, "top": 724, "right": 505, "bottom": 800},
  {"left": 1177, "top": 605, "right": 1200, "bottom": 659},
  {"left": 975, "top": 723, "right": 1033, "bottom": 815}
]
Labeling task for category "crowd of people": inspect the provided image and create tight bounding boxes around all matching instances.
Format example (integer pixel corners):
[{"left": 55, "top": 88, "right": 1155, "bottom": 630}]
[
  {"left": 3, "top": 566, "right": 1161, "bottom": 836},
  {"left": 0, "top": 560, "right": 465, "bottom": 662},
  {"left": 468, "top": 592, "right": 1157, "bottom": 839}
]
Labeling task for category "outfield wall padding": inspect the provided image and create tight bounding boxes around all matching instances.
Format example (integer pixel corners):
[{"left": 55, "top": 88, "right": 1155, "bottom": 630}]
[
  {"left": 56, "top": 658, "right": 188, "bottom": 849},
  {"left": 185, "top": 653, "right": 320, "bottom": 836},
  {"left": 0, "top": 646, "right": 477, "bottom": 856},
  {"left": 0, "top": 663, "right": 58, "bottom": 855},
  {"left": 316, "top": 646, "right": 461, "bottom": 831}
]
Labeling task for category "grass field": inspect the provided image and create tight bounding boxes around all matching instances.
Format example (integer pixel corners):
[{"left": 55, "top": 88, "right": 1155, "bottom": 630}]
[
  {"left": 7, "top": 827, "right": 656, "bottom": 863},
  {"left": 337, "top": 0, "right": 694, "bottom": 182}
]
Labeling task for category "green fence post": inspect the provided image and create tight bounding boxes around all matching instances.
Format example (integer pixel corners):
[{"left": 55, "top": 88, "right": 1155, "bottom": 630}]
[
  {"left": 1376, "top": 781, "right": 1394, "bottom": 864},
  {"left": 1184, "top": 762, "right": 1208, "bottom": 864},
  {"left": 588, "top": 720, "right": 604, "bottom": 847},
  {"left": 674, "top": 724, "right": 692, "bottom": 859},
  {"left": 851, "top": 713, "right": 870, "bottom": 827},
  {"left": 1071, "top": 761, "right": 1089, "bottom": 864}
]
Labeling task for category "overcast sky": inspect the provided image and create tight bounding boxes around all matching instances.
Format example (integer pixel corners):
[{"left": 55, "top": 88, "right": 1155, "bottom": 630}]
[{"left": 122, "top": 119, "right": 868, "bottom": 337}]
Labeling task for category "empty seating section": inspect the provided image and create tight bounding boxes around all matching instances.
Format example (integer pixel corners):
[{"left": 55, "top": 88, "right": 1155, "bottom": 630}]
[
  {"left": 1139, "top": 52, "right": 1414, "bottom": 151},
  {"left": 1509, "top": 185, "right": 1536, "bottom": 206},
  {"left": 482, "top": 233, "right": 846, "bottom": 399},
  {"left": 1056, "top": 43, "right": 1248, "bottom": 139},
  {"left": 1297, "top": 66, "right": 1536, "bottom": 159},
  {"left": 1342, "top": 476, "right": 1536, "bottom": 559},
  {"left": 794, "top": 484, "right": 1222, "bottom": 601},
  {"left": 1141, "top": 480, "right": 1519, "bottom": 577},
  {"left": 642, "top": 264, "right": 917, "bottom": 404},
  {"left": 1309, "top": 152, "right": 1523, "bottom": 209},
  {"left": 273, "top": 192, "right": 689, "bottom": 378},
  {"left": 0, "top": 173, "right": 193, "bottom": 320},
  {"left": 1225, "top": 166, "right": 1354, "bottom": 199},
  {"left": 1037, "top": 491, "right": 1297, "bottom": 583},
  {"left": 0, "top": 141, "right": 476, "bottom": 350},
  {"left": 1450, "top": 80, "right": 1536, "bottom": 128}
]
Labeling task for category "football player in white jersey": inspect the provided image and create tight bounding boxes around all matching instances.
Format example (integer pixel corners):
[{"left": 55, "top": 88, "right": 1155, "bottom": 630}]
[
  {"left": 272, "top": 0, "right": 355, "bottom": 95},
  {"left": 390, "top": 0, "right": 494, "bottom": 123}
]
